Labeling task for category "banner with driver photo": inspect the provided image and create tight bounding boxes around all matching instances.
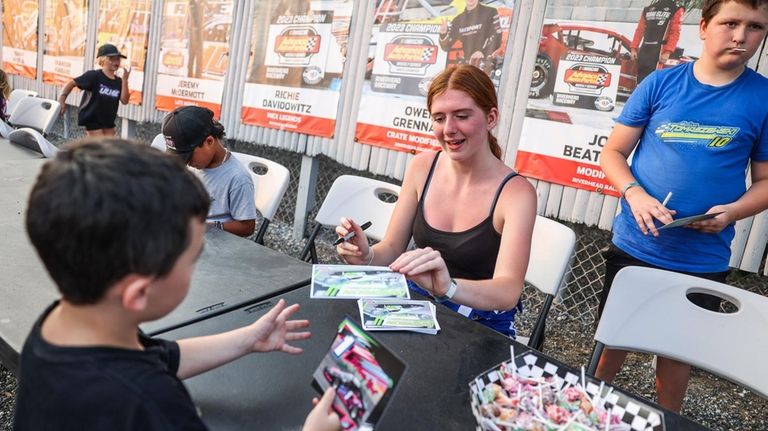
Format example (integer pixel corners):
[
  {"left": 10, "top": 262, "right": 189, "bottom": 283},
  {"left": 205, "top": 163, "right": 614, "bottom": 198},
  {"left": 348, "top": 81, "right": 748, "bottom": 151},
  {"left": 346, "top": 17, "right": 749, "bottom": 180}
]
[
  {"left": 155, "top": 0, "right": 234, "bottom": 116},
  {"left": 516, "top": 3, "right": 703, "bottom": 196},
  {"left": 355, "top": 0, "right": 513, "bottom": 153},
  {"left": 2, "top": 0, "right": 39, "bottom": 79},
  {"left": 241, "top": 0, "right": 352, "bottom": 137},
  {"left": 42, "top": 0, "right": 88, "bottom": 86}
]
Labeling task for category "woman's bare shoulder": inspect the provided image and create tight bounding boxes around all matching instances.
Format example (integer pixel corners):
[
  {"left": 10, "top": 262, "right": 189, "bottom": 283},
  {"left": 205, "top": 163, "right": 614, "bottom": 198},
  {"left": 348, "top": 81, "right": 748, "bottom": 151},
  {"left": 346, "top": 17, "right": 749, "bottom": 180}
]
[
  {"left": 403, "top": 151, "right": 439, "bottom": 182},
  {"left": 498, "top": 172, "right": 537, "bottom": 215},
  {"left": 410, "top": 150, "right": 439, "bottom": 170}
]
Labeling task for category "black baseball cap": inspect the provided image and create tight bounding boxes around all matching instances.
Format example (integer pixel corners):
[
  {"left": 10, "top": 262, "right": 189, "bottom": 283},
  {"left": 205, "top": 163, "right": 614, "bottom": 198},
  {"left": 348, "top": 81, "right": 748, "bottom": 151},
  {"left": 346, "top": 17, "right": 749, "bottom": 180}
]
[
  {"left": 162, "top": 106, "right": 215, "bottom": 162},
  {"left": 97, "top": 44, "right": 127, "bottom": 59}
]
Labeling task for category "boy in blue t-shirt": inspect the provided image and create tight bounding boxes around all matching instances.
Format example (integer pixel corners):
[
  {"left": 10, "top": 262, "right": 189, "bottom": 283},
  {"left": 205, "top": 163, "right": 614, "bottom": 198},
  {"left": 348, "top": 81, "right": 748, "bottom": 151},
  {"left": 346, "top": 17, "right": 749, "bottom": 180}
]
[
  {"left": 597, "top": 0, "right": 768, "bottom": 412},
  {"left": 13, "top": 139, "right": 339, "bottom": 430}
]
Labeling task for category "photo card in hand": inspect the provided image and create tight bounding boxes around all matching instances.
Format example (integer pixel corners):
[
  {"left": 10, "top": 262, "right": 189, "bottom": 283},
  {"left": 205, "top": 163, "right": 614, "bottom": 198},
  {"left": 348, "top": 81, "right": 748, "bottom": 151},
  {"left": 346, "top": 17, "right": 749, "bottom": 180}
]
[{"left": 312, "top": 317, "right": 406, "bottom": 431}]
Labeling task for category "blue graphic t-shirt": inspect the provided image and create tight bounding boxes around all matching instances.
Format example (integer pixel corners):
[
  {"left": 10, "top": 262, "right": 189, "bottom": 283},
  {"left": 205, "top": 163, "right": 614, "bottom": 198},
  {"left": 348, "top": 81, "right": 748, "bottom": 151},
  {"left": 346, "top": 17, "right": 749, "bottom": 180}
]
[{"left": 613, "top": 62, "right": 768, "bottom": 272}]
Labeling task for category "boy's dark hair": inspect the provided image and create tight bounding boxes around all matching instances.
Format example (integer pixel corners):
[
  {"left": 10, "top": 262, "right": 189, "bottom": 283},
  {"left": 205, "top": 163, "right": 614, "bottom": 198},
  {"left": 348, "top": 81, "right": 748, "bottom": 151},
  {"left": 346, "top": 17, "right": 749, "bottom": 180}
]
[
  {"left": 702, "top": 0, "right": 768, "bottom": 24},
  {"left": 26, "top": 139, "right": 210, "bottom": 305}
]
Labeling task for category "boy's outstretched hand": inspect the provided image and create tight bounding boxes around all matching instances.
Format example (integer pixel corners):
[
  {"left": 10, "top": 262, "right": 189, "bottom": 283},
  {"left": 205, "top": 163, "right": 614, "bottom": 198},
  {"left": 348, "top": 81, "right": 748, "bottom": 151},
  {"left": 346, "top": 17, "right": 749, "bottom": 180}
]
[
  {"left": 248, "top": 299, "right": 310, "bottom": 354},
  {"left": 177, "top": 299, "right": 311, "bottom": 380},
  {"left": 303, "top": 388, "right": 342, "bottom": 431}
]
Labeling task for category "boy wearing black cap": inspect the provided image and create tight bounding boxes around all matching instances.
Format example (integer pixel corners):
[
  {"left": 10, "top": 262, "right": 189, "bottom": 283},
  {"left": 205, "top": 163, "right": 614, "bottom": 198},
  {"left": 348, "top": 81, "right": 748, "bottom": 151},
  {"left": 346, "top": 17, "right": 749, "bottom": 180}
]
[
  {"left": 58, "top": 43, "right": 131, "bottom": 136},
  {"left": 163, "top": 106, "right": 257, "bottom": 237},
  {"left": 13, "top": 139, "right": 340, "bottom": 431}
]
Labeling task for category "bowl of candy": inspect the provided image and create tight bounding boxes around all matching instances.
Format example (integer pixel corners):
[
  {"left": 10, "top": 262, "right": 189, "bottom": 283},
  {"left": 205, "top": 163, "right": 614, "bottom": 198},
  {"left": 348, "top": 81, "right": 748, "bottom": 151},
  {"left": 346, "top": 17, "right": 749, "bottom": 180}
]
[{"left": 469, "top": 349, "right": 664, "bottom": 431}]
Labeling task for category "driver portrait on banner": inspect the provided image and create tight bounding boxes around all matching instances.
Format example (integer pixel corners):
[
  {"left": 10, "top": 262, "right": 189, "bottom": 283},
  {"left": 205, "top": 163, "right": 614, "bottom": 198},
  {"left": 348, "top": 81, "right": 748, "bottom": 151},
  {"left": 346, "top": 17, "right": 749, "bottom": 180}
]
[
  {"left": 438, "top": 0, "right": 501, "bottom": 72},
  {"left": 630, "top": 0, "right": 684, "bottom": 84}
]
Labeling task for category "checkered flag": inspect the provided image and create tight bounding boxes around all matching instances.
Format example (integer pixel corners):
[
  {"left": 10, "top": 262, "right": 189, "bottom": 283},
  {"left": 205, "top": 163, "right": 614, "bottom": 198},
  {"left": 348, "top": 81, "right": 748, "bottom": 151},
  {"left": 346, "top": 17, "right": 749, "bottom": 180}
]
[
  {"left": 596, "top": 74, "right": 609, "bottom": 86},
  {"left": 469, "top": 352, "right": 665, "bottom": 431},
  {"left": 305, "top": 38, "right": 317, "bottom": 53},
  {"left": 421, "top": 47, "right": 435, "bottom": 62}
]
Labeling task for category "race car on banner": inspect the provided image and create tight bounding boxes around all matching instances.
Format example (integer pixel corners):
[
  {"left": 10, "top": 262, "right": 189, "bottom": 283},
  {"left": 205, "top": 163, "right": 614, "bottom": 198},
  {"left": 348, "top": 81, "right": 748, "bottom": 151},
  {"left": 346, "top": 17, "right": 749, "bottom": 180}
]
[{"left": 529, "top": 23, "right": 696, "bottom": 106}]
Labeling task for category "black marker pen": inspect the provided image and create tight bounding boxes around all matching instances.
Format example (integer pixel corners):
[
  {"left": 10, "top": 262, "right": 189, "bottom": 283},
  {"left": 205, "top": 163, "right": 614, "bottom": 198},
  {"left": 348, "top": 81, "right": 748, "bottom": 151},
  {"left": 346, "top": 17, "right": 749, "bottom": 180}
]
[{"left": 333, "top": 221, "right": 372, "bottom": 246}]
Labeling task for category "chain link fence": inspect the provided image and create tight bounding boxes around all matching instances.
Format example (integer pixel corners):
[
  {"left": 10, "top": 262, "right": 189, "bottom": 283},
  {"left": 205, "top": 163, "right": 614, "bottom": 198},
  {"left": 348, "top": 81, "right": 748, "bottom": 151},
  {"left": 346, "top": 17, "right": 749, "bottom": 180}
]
[{"left": 47, "top": 119, "right": 768, "bottom": 328}]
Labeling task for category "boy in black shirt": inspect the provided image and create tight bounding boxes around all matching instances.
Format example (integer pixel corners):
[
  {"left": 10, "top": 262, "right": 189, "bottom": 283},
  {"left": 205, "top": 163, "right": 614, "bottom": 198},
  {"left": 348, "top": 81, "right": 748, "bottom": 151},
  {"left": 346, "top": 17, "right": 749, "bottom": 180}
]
[
  {"left": 58, "top": 44, "right": 131, "bottom": 136},
  {"left": 12, "top": 139, "right": 339, "bottom": 431}
]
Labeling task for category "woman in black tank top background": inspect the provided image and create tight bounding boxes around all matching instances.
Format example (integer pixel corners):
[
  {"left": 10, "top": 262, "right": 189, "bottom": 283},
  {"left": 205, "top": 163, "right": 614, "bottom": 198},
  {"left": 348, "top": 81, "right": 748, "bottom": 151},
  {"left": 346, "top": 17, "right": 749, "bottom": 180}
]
[{"left": 335, "top": 65, "right": 537, "bottom": 338}]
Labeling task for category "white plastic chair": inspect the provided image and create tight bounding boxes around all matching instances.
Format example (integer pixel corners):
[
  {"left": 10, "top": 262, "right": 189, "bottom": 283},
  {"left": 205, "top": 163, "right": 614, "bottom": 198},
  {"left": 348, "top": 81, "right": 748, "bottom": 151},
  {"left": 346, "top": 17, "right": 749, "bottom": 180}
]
[
  {"left": 7, "top": 89, "right": 38, "bottom": 117},
  {"left": 0, "top": 90, "right": 39, "bottom": 138},
  {"left": 231, "top": 152, "right": 290, "bottom": 244},
  {"left": 586, "top": 266, "right": 768, "bottom": 398},
  {"left": 7, "top": 97, "right": 60, "bottom": 158},
  {"left": 299, "top": 175, "right": 401, "bottom": 263},
  {"left": 150, "top": 133, "right": 167, "bottom": 151},
  {"left": 519, "top": 215, "right": 576, "bottom": 350}
]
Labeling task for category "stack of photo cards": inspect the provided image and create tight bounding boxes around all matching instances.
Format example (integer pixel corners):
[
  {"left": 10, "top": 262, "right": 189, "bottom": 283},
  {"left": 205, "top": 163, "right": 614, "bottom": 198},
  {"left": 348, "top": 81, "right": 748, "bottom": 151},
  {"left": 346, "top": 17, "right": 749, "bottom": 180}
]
[
  {"left": 358, "top": 299, "right": 440, "bottom": 335},
  {"left": 312, "top": 317, "right": 406, "bottom": 431},
  {"left": 311, "top": 265, "right": 410, "bottom": 299}
]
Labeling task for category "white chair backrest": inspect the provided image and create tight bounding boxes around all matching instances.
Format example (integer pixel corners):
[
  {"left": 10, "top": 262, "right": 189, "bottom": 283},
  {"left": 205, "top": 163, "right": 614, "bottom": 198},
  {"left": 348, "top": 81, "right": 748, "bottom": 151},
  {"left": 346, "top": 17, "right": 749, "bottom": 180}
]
[
  {"left": 6, "top": 89, "right": 38, "bottom": 117},
  {"left": 595, "top": 266, "right": 768, "bottom": 398},
  {"left": 150, "top": 133, "right": 167, "bottom": 151},
  {"left": 524, "top": 216, "right": 576, "bottom": 296},
  {"left": 315, "top": 175, "right": 401, "bottom": 242},
  {"left": 8, "top": 97, "right": 60, "bottom": 135},
  {"left": 231, "top": 152, "right": 290, "bottom": 221}
]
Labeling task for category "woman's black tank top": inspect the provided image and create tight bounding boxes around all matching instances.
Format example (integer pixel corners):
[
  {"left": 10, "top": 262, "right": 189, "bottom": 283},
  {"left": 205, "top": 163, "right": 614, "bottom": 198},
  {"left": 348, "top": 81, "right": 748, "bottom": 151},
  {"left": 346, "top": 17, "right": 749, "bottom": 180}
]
[{"left": 412, "top": 152, "right": 518, "bottom": 280}]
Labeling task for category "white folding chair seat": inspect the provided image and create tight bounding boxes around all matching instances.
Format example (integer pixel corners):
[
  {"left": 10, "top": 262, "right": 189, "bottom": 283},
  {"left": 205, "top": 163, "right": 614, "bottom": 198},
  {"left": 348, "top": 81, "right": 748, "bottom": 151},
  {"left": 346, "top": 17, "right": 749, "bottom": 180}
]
[
  {"left": 0, "top": 90, "right": 39, "bottom": 138},
  {"left": 587, "top": 266, "right": 768, "bottom": 398},
  {"left": 518, "top": 216, "right": 575, "bottom": 349},
  {"left": 7, "top": 97, "right": 60, "bottom": 158},
  {"left": 300, "top": 175, "right": 401, "bottom": 263},
  {"left": 231, "top": 152, "right": 290, "bottom": 244},
  {"left": 150, "top": 133, "right": 167, "bottom": 151}
]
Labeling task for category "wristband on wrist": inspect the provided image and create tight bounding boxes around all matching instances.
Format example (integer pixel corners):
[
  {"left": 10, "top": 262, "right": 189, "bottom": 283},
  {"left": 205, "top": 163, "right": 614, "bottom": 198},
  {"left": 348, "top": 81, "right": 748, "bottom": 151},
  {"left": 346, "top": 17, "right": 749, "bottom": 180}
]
[
  {"left": 214, "top": 221, "right": 224, "bottom": 230},
  {"left": 435, "top": 278, "right": 458, "bottom": 302},
  {"left": 620, "top": 181, "right": 640, "bottom": 199}
]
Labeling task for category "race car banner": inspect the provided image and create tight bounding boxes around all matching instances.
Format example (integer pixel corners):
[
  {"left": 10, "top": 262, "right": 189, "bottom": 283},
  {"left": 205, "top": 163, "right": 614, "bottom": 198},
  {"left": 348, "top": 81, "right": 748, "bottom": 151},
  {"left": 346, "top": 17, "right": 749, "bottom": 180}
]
[
  {"left": 155, "top": 0, "right": 233, "bottom": 116},
  {"left": 42, "top": 0, "right": 88, "bottom": 86},
  {"left": 515, "top": 118, "right": 618, "bottom": 196},
  {"left": 355, "top": 2, "right": 512, "bottom": 153},
  {"left": 517, "top": 15, "right": 702, "bottom": 194},
  {"left": 242, "top": 0, "right": 349, "bottom": 137},
  {"left": 355, "top": 23, "right": 447, "bottom": 151},
  {"left": 551, "top": 53, "right": 621, "bottom": 112},
  {"left": 2, "top": 0, "right": 39, "bottom": 79},
  {"left": 96, "top": 0, "right": 151, "bottom": 105}
]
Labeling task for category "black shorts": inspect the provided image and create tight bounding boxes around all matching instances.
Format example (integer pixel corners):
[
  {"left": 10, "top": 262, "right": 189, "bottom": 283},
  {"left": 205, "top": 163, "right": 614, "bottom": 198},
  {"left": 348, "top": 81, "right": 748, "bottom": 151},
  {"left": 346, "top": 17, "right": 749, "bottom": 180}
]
[
  {"left": 597, "top": 244, "right": 729, "bottom": 319},
  {"left": 83, "top": 122, "right": 116, "bottom": 131}
]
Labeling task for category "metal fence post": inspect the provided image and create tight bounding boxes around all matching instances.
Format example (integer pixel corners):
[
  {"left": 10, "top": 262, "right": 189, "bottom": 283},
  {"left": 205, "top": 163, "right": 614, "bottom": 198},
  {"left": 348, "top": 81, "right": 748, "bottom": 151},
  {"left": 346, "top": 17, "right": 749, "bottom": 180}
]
[
  {"left": 293, "top": 155, "right": 319, "bottom": 240},
  {"left": 121, "top": 118, "right": 136, "bottom": 139}
]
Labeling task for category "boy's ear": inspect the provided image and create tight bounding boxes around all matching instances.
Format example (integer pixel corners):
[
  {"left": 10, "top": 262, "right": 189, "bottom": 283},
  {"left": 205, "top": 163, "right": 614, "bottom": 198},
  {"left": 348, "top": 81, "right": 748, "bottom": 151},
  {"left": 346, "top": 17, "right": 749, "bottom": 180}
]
[{"left": 116, "top": 274, "right": 154, "bottom": 312}]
